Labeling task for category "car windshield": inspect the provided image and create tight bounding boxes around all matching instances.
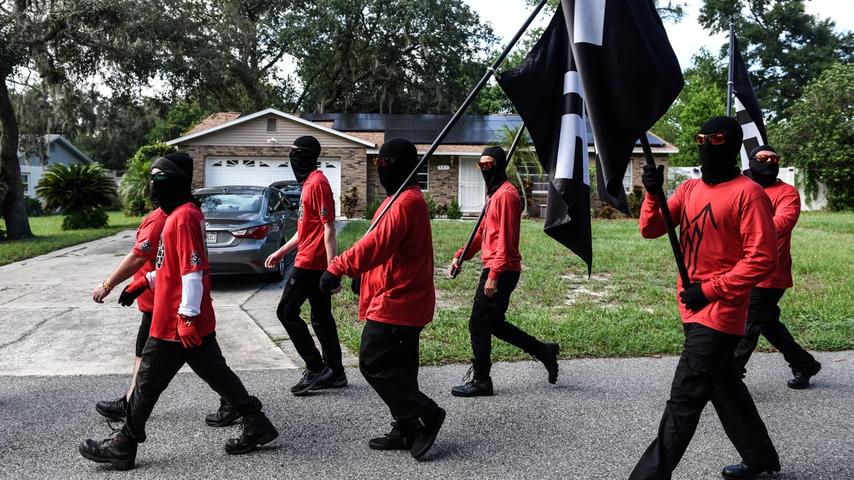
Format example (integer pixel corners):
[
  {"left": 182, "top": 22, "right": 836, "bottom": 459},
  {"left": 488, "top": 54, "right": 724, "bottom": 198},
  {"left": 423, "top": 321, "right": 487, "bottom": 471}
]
[{"left": 197, "top": 193, "right": 262, "bottom": 214}]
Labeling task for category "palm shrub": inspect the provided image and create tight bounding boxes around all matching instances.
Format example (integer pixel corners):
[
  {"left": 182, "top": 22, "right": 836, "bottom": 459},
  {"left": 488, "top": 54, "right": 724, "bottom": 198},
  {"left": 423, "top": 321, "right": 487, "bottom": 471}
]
[
  {"left": 120, "top": 143, "right": 176, "bottom": 216},
  {"left": 35, "top": 163, "right": 117, "bottom": 230}
]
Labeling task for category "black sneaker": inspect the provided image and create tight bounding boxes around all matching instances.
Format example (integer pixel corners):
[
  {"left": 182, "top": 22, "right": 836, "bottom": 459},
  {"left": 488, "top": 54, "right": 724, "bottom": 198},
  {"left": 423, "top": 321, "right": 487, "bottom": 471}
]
[
  {"left": 541, "top": 343, "right": 560, "bottom": 384},
  {"left": 368, "top": 422, "right": 413, "bottom": 451},
  {"left": 79, "top": 432, "right": 138, "bottom": 471},
  {"left": 205, "top": 398, "right": 242, "bottom": 427},
  {"left": 410, "top": 407, "right": 446, "bottom": 460},
  {"left": 788, "top": 361, "right": 821, "bottom": 390},
  {"left": 291, "top": 366, "right": 333, "bottom": 396},
  {"left": 95, "top": 396, "right": 127, "bottom": 421},
  {"left": 224, "top": 412, "right": 279, "bottom": 455},
  {"left": 312, "top": 370, "right": 348, "bottom": 390},
  {"left": 721, "top": 461, "right": 781, "bottom": 479}
]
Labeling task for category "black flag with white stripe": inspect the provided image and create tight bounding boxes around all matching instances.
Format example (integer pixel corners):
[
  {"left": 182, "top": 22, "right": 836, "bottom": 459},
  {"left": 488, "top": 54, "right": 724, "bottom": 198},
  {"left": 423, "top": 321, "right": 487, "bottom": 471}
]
[
  {"left": 497, "top": 5, "right": 593, "bottom": 271},
  {"left": 732, "top": 34, "right": 767, "bottom": 170}
]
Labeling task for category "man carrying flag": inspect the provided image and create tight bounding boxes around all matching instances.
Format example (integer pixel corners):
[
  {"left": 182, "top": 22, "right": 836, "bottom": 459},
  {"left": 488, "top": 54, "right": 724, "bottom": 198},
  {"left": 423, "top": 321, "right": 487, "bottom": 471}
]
[
  {"left": 632, "top": 117, "right": 781, "bottom": 480},
  {"left": 449, "top": 146, "right": 560, "bottom": 397}
]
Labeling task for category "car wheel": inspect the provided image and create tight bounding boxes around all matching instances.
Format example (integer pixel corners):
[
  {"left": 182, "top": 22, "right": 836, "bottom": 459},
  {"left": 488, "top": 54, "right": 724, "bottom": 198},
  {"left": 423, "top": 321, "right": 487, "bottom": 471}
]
[{"left": 265, "top": 256, "right": 285, "bottom": 283}]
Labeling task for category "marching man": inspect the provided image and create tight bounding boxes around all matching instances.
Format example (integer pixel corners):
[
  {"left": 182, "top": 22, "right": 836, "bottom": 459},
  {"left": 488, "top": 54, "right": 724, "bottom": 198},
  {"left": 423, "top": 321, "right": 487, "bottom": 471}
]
[
  {"left": 734, "top": 145, "right": 821, "bottom": 388},
  {"left": 265, "top": 135, "right": 346, "bottom": 395},
  {"left": 630, "top": 117, "right": 781, "bottom": 480},
  {"left": 449, "top": 146, "right": 559, "bottom": 397},
  {"left": 319, "top": 138, "right": 445, "bottom": 460},
  {"left": 79, "top": 153, "right": 278, "bottom": 470}
]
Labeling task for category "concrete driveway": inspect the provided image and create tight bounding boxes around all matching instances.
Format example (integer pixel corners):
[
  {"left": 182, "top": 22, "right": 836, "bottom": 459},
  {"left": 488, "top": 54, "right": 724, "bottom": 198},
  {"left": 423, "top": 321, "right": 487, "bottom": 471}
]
[{"left": 0, "top": 230, "right": 352, "bottom": 376}]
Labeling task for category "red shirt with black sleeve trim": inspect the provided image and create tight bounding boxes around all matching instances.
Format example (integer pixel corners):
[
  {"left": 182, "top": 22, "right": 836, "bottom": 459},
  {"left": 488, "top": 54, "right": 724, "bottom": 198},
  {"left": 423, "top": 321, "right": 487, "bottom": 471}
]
[
  {"left": 130, "top": 208, "right": 167, "bottom": 313},
  {"left": 327, "top": 185, "right": 435, "bottom": 328},
  {"left": 757, "top": 180, "right": 800, "bottom": 289},
  {"left": 455, "top": 181, "right": 522, "bottom": 281},
  {"left": 639, "top": 176, "right": 778, "bottom": 335},
  {"left": 149, "top": 202, "right": 216, "bottom": 341},
  {"left": 295, "top": 170, "right": 336, "bottom": 270}
]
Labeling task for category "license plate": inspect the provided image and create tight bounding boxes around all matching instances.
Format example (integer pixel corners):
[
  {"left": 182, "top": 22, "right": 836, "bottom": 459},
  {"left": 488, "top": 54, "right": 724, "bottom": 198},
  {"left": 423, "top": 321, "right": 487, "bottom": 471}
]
[{"left": 206, "top": 232, "right": 217, "bottom": 244}]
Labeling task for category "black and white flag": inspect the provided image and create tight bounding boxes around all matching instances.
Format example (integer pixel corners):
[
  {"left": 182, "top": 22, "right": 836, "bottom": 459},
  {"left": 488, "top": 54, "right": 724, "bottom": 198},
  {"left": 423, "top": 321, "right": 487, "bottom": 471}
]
[
  {"left": 732, "top": 34, "right": 767, "bottom": 170},
  {"left": 497, "top": 0, "right": 683, "bottom": 271}
]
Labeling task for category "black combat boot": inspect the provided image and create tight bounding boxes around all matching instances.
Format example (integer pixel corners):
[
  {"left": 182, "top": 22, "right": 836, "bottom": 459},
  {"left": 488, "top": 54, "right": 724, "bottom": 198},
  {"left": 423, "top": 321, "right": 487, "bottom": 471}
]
[
  {"left": 95, "top": 396, "right": 127, "bottom": 421},
  {"left": 368, "top": 422, "right": 413, "bottom": 451},
  {"left": 205, "top": 398, "right": 242, "bottom": 427},
  {"left": 410, "top": 406, "right": 446, "bottom": 460},
  {"left": 79, "top": 431, "right": 138, "bottom": 470},
  {"left": 788, "top": 361, "right": 821, "bottom": 390},
  {"left": 539, "top": 342, "right": 560, "bottom": 384},
  {"left": 451, "top": 362, "right": 493, "bottom": 397},
  {"left": 721, "top": 461, "right": 781, "bottom": 479},
  {"left": 225, "top": 412, "right": 279, "bottom": 455}
]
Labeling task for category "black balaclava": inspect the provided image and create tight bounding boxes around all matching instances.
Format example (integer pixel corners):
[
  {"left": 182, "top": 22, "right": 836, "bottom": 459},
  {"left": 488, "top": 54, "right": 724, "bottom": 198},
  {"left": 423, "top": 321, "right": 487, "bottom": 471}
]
[
  {"left": 745, "top": 144, "right": 780, "bottom": 188},
  {"left": 377, "top": 138, "right": 418, "bottom": 196},
  {"left": 151, "top": 152, "right": 194, "bottom": 214},
  {"left": 698, "top": 116, "right": 743, "bottom": 185},
  {"left": 480, "top": 146, "right": 509, "bottom": 195},
  {"left": 290, "top": 136, "right": 321, "bottom": 184}
]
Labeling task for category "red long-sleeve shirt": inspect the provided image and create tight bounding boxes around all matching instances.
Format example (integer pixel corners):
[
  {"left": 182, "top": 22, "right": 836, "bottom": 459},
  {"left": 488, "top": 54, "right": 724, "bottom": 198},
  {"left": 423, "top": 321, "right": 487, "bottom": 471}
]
[
  {"left": 639, "top": 176, "right": 778, "bottom": 335},
  {"left": 295, "top": 170, "right": 335, "bottom": 270},
  {"left": 455, "top": 181, "right": 522, "bottom": 280},
  {"left": 757, "top": 180, "right": 800, "bottom": 289},
  {"left": 328, "top": 186, "right": 435, "bottom": 328},
  {"left": 130, "top": 208, "right": 167, "bottom": 313}
]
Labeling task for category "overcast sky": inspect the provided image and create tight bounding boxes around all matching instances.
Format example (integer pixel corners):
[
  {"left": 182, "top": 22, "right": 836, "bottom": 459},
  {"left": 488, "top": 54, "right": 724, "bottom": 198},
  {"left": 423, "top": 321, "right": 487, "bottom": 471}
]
[{"left": 466, "top": 0, "right": 854, "bottom": 70}]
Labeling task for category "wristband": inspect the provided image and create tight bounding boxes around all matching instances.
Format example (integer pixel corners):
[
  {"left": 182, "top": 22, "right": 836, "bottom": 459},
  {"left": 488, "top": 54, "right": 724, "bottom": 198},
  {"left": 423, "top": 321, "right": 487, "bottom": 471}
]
[{"left": 102, "top": 280, "right": 113, "bottom": 292}]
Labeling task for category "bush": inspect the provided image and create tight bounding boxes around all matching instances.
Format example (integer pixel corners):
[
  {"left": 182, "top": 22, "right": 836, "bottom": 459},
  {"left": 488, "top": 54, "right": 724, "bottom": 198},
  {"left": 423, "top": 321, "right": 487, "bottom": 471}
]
[
  {"left": 424, "top": 192, "right": 437, "bottom": 219},
  {"left": 627, "top": 186, "right": 645, "bottom": 219},
  {"left": 62, "top": 208, "right": 109, "bottom": 230},
  {"left": 595, "top": 204, "right": 619, "bottom": 219},
  {"left": 120, "top": 143, "right": 176, "bottom": 216},
  {"left": 341, "top": 186, "right": 360, "bottom": 218},
  {"left": 447, "top": 197, "right": 463, "bottom": 219},
  {"left": 435, "top": 203, "right": 448, "bottom": 218},
  {"left": 25, "top": 197, "right": 44, "bottom": 217},
  {"left": 364, "top": 199, "right": 381, "bottom": 219},
  {"left": 36, "top": 163, "right": 117, "bottom": 217}
]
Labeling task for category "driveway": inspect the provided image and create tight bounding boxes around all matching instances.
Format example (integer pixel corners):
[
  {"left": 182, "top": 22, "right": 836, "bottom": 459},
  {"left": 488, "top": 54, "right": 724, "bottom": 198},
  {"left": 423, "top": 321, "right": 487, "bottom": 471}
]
[{"left": 0, "top": 230, "right": 355, "bottom": 376}]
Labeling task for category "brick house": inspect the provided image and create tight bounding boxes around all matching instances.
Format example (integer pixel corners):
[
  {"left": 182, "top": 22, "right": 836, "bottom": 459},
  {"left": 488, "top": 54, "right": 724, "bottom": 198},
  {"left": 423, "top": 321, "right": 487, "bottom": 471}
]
[{"left": 168, "top": 108, "right": 676, "bottom": 218}]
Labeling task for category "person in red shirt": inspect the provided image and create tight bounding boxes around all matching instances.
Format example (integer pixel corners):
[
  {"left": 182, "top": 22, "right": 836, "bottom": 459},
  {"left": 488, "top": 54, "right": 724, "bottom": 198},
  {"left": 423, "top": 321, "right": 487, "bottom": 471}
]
[
  {"left": 733, "top": 145, "right": 821, "bottom": 389},
  {"left": 79, "top": 153, "right": 278, "bottom": 470},
  {"left": 89, "top": 206, "right": 167, "bottom": 421},
  {"left": 319, "top": 138, "right": 445, "bottom": 460},
  {"left": 449, "top": 146, "right": 559, "bottom": 397},
  {"left": 265, "top": 136, "right": 344, "bottom": 395},
  {"left": 630, "top": 117, "right": 781, "bottom": 480}
]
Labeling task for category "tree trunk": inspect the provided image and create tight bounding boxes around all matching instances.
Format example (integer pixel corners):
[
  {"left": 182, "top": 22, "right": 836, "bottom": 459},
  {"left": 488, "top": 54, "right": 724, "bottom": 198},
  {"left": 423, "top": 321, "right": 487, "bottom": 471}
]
[{"left": 0, "top": 77, "right": 34, "bottom": 240}]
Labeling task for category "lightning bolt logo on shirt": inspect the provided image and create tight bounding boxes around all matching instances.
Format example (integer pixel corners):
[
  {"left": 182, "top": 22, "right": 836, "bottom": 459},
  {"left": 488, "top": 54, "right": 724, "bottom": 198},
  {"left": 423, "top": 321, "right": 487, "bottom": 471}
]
[{"left": 679, "top": 203, "right": 717, "bottom": 278}]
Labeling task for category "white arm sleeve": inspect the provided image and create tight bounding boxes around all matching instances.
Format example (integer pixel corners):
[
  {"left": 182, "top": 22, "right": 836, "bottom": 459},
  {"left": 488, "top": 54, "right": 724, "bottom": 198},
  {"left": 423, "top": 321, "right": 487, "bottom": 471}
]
[
  {"left": 145, "top": 271, "right": 157, "bottom": 291},
  {"left": 178, "top": 271, "right": 203, "bottom": 317}
]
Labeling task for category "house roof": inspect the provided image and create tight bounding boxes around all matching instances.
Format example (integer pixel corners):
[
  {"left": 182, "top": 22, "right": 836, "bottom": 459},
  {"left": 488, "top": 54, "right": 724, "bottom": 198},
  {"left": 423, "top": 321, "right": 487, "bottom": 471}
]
[
  {"left": 186, "top": 112, "right": 241, "bottom": 135},
  {"left": 19, "top": 135, "right": 92, "bottom": 164},
  {"left": 300, "top": 113, "right": 675, "bottom": 152},
  {"left": 168, "top": 108, "right": 376, "bottom": 148}
]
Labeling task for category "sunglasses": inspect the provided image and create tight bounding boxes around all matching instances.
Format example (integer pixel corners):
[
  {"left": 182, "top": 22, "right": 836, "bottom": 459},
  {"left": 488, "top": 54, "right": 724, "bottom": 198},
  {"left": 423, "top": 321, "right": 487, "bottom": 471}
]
[
  {"left": 754, "top": 152, "right": 780, "bottom": 164},
  {"left": 478, "top": 160, "right": 496, "bottom": 171},
  {"left": 149, "top": 172, "right": 170, "bottom": 182},
  {"left": 373, "top": 157, "right": 396, "bottom": 167},
  {"left": 694, "top": 133, "right": 727, "bottom": 145}
]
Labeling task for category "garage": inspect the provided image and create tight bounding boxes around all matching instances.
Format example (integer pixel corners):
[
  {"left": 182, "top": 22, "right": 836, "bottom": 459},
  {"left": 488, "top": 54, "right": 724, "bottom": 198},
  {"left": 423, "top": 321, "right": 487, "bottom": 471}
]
[{"left": 204, "top": 157, "right": 343, "bottom": 216}]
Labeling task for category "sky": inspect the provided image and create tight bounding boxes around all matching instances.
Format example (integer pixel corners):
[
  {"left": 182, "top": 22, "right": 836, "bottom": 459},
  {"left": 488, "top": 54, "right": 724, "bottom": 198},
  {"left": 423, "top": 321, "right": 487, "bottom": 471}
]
[{"left": 466, "top": 0, "right": 854, "bottom": 70}]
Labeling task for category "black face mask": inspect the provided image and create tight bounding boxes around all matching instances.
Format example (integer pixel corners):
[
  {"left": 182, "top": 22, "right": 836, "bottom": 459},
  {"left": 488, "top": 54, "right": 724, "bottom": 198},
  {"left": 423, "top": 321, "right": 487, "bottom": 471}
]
[
  {"left": 150, "top": 172, "right": 192, "bottom": 214},
  {"left": 290, "top": 148, "right": 317, "bottom": 184},
  {"left": 480, "top": 146, "right": 508, "bottom": 195},
  {"left": 377, "top": 138, "right": 418, "bottom": 196},
  {"left": 378, "top": 161, "right": 417, "bottom": 196},
  {"left": 746, "top": 145, "right": 779, "bottom": 188},
  {"left": 698, "top": 116, "right": 743, "bottom": 185}
]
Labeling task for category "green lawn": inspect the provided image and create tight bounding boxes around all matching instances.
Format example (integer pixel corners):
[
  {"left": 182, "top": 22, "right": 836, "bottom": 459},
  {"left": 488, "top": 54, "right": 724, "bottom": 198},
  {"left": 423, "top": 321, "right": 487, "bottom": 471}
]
[
  {"left": 332, "top": 212, "right": 854, "bottom": 364},
  {"left": 0, "top": 212, "right": 143, "bottom": 266}
]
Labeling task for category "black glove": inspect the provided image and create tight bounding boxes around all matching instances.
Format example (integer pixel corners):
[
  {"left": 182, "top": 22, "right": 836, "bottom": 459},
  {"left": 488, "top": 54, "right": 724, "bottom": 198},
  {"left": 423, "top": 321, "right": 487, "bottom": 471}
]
[
  {"left": 642, "top": 164, "right": 665, "bottom": 194},
  {"left": 680, "top": 283, "right": 710, "bottom": 311},
  {"left": 117, "top": 284, "right": 146, "bottom": 307},
  {"left": 319, "top": 270, "right": 342, "bottom": 295},
  {"left": 351, "top": 275, "right": 361, "bottom": 295}
]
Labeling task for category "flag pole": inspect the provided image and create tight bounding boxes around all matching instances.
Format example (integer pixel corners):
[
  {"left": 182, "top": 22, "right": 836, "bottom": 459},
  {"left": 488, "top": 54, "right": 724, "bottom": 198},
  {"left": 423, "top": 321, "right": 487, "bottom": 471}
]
[
  {"left": 365, "top": 0, "right": 549, "bottom": 235},
  {"left": 640, "top": 134, "right": 691, "bottom": 287},
  {"left": 450, "top": 124, "right": 527, "bottom": 279},
  {"left": 726, "top": 16, "right": 735, "bottom": 116}
]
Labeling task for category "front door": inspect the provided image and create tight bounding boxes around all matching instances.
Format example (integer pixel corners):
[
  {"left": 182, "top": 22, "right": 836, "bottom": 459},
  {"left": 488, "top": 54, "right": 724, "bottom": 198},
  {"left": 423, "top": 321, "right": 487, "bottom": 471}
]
[{"left": 458, "top": 156, "right": 485, "bottom": 214}]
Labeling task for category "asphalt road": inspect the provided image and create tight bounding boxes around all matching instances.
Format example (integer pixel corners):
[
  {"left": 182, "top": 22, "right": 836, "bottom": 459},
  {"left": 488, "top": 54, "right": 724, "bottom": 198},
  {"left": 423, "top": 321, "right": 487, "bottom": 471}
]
[{"left": 1, "top": 351, "right": 851, "bottom": 480}]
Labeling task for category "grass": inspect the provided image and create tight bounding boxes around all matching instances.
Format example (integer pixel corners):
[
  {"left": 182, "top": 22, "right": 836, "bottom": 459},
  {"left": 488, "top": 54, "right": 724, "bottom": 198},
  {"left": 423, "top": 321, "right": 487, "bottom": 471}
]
[
  {"left": 0, "top": 212, "right": 143, "bottom": 266},
  {"left": 331, "top": 212, "right": 854, "bottom": 364}
]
